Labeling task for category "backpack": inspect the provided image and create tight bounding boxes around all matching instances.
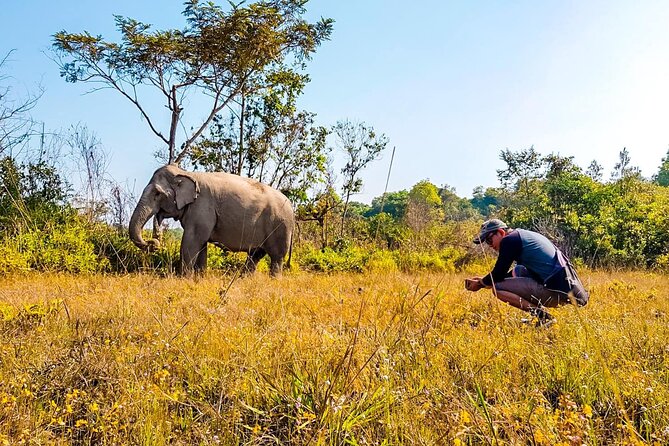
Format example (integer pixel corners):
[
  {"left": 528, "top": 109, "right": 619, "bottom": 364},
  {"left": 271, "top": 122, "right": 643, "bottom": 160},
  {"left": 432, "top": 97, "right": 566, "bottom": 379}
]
[{"left": 544, "top": 250, "right": 589, "bottom": 306}]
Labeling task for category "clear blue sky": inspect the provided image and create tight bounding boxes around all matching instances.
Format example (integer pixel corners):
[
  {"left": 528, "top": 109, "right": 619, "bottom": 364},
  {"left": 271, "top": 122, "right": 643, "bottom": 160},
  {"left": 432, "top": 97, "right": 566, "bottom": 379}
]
[{"left": 3, "top": 1, "right": 669, "bottom": 202}]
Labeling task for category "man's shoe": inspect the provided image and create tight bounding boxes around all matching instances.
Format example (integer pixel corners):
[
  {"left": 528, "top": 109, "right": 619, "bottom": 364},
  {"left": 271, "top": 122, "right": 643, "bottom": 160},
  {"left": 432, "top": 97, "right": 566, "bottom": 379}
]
[
  {"left": 535, "top": 316, "right": 556, "bottom": 328},
  {"left": 527, "top": 308, "right": 556, "bottom": 328}
]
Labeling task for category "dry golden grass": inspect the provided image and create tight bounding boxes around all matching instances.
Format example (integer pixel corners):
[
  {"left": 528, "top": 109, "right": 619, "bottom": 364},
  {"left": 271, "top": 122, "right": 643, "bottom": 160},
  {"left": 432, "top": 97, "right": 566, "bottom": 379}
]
[{"left": 1, "top": 270, "right": 668, "bottom": 445}]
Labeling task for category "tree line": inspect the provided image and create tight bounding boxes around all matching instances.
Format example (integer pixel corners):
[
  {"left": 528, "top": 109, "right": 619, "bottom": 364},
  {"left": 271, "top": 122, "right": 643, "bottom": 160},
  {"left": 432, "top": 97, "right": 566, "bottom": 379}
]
[{"left": 1, "top": 0, "right": 669, "bottom": 273}]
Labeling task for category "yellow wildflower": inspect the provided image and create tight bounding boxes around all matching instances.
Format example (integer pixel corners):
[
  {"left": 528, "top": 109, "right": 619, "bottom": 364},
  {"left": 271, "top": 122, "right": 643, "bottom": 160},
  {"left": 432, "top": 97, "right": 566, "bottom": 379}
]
[{"left": 583, "top": 404, "right": 593, "bottom": 419}]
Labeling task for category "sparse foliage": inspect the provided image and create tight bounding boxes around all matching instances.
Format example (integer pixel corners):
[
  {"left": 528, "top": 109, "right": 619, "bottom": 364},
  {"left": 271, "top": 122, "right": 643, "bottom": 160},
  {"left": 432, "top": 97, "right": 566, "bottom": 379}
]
[
  {"left": 66, "top": 124, "right": 109, "bottom": 220},
  {"left": 610, "top": 147, "right": 640, "bottom": 181},
  {"left": 0, "top": 51, "right": 43, "bottom": 156},
  {"left": 334, "top": 119, "right": 388, "bottom": 234},
  {"left": 586, "top": 159, "right": 603, "bottom": 181}
]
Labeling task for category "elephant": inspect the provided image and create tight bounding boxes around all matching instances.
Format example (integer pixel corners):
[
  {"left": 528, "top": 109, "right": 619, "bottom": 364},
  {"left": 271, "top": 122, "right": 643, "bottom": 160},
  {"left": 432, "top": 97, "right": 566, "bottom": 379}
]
[{"left": 129, "top": 164, "right": 294, "bottom": 277}]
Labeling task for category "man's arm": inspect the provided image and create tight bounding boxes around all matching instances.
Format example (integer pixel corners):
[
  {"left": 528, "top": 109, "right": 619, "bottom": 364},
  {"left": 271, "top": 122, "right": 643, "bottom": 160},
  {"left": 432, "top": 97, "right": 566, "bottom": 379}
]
[{"left": 480, "top": 231, "right": 521, "bottom": 286}]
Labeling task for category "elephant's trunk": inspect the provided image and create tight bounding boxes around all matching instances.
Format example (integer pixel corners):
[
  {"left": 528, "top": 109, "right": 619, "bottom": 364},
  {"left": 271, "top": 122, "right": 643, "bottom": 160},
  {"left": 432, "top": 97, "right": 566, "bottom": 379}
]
[{"left": 129, "top": 189, "right": 159, "bottom": 251}]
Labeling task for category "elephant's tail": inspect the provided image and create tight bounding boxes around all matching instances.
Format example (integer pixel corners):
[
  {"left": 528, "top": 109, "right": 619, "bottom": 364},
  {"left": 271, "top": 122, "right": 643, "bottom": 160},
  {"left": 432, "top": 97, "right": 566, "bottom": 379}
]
[{"left": 286, "top": 230, "right": 293, "bottom": 270}]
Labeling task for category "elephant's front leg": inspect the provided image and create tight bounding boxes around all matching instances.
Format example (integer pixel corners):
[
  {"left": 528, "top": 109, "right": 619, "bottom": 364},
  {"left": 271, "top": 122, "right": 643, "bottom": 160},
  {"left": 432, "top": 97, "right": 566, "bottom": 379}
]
[
  {"left": 180, "top": 229, "right": 208, "bottom": 277},
  {"left": 195, "top": 243, "right": 208, "bottom": 273}
]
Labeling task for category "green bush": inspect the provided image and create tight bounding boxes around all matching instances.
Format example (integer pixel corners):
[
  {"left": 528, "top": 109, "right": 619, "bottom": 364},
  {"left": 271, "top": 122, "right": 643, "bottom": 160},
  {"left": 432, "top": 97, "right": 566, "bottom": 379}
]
[
  {"left": 207, "top": 249, "right": 249, "bottom": 272},
  {"left": 0, "top": 223, "right": 107, "bottom": 274},
  {"left": 26, "top": 224, "right": 108, "bottom": 273},
  {"left": 297, "top": 246, "right": 369, "bottom": 273},
  {"left": 0, "top": 241, "right": 30, "bottom": 273},
  {"left": 394, "top": 247, "right": 465, "bottom": 272},
  {"left": 294, "top": 245, "right": 467, "bottom": 274},
  {"left": 366, "top": 250, "right": 399, "bottom": 273},
  {"left": 91, "top": 226, "right": 182, "bottom": 274}
]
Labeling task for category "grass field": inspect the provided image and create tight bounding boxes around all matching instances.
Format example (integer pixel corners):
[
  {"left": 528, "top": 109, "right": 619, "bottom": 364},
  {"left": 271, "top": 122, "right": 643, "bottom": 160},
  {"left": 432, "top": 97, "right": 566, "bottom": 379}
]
[{"left": 1, "top": 270, "right": 668, "bottom": 445}]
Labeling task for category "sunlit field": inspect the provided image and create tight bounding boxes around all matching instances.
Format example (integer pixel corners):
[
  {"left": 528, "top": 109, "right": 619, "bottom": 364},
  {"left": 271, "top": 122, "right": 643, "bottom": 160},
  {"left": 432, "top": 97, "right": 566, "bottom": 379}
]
[{"left": 1, "top": 270, "right": 668, "bottom": 445}]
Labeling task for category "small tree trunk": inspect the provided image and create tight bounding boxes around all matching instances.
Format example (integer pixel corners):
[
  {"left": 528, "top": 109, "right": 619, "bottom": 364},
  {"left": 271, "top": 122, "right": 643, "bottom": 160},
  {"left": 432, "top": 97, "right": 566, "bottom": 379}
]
[
  {"left": 340, "top": 193, "right": 351, "bottom": 238},
  {"left": 323, "top": 215, "right": 328, "bottom": 249},
  {"left": 168, "top": 85, "right": 180, "bottom": 164},
  {"left": 237, "top": 93, "right": 245, "bottom": 176}
]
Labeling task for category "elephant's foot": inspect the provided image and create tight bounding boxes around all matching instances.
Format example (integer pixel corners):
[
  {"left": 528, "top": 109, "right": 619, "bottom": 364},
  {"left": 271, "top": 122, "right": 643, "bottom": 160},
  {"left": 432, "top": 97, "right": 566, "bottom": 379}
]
[
  {"left": 269, "top": 261, "right": 283, "bottom": 278},
  {"left": 240, "top": 261, "right": 257, "bottom": 277}
]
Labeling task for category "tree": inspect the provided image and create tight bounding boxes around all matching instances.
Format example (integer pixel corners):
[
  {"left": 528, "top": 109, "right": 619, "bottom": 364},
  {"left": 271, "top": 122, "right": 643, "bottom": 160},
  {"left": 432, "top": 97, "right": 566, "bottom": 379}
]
[
  {"left": 108, "top": 182, "right": 135, "bottom": 230},
  {"left": 367, "top": 190, "right": 408, "bottom": 219},
  {"left": 0, "top": 157, "right": 70, "bottom": 233},
  {"left": 66, "top": 124, "right": 109, "bottom": 220},
  {"left": 346, "top": 201, "right": 371, "bottom": 217},
  {"left": 439, "top": 185, "right": 480, "bottom": 221},
  {"left": 404, "top": 180, "right": 442, "bottom": 231},
  {"left": 189, "top": 80, "right": 330, "bottom": 203},
  {"left": 0, "top": 51, "right": 42, "bottom": 156},
  {"left": 53, "top": 0, "right": 333, "bottom": 164},
  {"left": 497, "top": 146, "right": 545, "bottom": 196},
  {"left": 653, "top": 148, "right": 669, "bottom": 187},
  {"left": 296, "top": 184, "right": 341, "bottom": 249},
  {"left": 333, "top": 119, "right": 388, "bottom": 235},
  {"left": 544, "top": 154, "right": 581, "bottom": 179},
  {"left": 586, "top": 160, "right": 604, "bottom": 182},
  {"left": 470, "top": 186, "right": 502, "bottom": 217},
  {"left": 610, "top": 147, "right": 640, "bottom": 181},
  {"left": 610, "top": 147, "right": 644, "bottom": 197}
]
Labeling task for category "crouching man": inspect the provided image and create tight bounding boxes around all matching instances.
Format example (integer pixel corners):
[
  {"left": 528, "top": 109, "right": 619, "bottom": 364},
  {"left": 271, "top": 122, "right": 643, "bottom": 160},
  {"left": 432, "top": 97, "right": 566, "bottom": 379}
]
[{"left": 465, "top": 219, "right": 589, "bottom": 327}]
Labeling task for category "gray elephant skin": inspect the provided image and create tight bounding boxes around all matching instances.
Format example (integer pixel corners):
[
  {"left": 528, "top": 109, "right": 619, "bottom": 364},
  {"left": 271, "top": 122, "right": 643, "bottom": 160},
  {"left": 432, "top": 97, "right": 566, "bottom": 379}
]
[{"left": 129, "top": 164, "right": 294, "bottom": 276}]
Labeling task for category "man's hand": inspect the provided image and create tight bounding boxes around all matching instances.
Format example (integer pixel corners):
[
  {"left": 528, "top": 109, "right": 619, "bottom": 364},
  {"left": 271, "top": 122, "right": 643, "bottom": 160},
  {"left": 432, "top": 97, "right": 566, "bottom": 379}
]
[{"left": 465, "top": 277, "right": 484, "bottom": 291}]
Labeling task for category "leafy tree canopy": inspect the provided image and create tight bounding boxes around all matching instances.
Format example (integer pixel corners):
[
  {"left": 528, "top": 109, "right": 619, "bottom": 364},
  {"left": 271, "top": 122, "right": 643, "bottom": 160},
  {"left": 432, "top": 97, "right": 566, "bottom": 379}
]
[
  {"left": 497, "top": 146, "right": 545, "bottom": 193},
  {"left": 367, "top": 190, "right": 408, "bottom": 219},
  {"left": 405, "top": 180, "right": 443, "bottom": 231},
  {"left": 53, "top": 0, "right": 333, "bottom": 164},
  {"left": 188, "top": 75, "right": 330, "bottom": 204},
  {"left": 408, "top": 180, "right": 441, "bottom": 208},
  {"left": 439, "top": 184, "right": 480, "bottom": 221},
  {"left": 0, "top": 157, "right": 71, "bottom": 233},
  {"left": 470, "top": 186, "right": 503, "bottom": 217}
]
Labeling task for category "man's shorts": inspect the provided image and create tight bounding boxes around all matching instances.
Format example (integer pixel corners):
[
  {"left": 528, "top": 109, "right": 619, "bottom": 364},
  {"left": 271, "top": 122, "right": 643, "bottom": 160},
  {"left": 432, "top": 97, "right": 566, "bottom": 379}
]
[{"left": 493, "top": 265, "right": 571, "bottom": 307}]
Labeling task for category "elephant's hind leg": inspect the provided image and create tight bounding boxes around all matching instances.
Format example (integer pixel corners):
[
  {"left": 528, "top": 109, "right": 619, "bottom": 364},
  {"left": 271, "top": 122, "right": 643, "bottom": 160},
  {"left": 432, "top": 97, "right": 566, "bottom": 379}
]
[
  {"left": 269, "top": 255, "right": 284, "bottom": 278},
  {"left": 243, "top": 248, "right": 266, "bottom": 276}
]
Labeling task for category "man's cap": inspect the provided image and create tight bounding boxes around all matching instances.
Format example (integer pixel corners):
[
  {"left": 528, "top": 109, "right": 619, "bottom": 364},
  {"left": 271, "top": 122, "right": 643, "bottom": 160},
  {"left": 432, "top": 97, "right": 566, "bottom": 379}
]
[{"left": 473, "top": 219, "right": 508, "bottom": 244}]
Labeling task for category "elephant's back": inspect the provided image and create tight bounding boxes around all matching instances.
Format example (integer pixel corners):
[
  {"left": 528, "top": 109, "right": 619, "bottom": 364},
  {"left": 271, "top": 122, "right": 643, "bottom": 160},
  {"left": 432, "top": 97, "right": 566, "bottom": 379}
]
[
  {"left": 204, "top": 172, "right": 292, "bottom": 212},
  {"left": 196, "top": 171, "right": 280, "bottom": 196},
  {"left": 198, "top": 172, "right": 293, "bottom": 244}
]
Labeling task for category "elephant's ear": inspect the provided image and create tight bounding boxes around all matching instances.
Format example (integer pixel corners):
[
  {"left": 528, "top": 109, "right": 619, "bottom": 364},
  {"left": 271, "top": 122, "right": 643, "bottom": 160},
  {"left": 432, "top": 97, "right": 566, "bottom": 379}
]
[{"left": 173, "top": 175, "right": 199, "bottom": 210}]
